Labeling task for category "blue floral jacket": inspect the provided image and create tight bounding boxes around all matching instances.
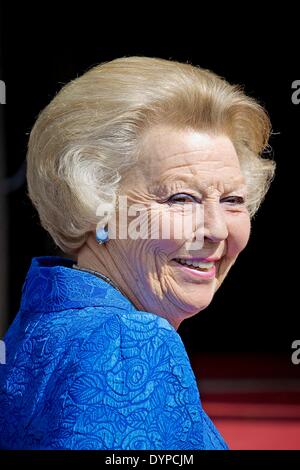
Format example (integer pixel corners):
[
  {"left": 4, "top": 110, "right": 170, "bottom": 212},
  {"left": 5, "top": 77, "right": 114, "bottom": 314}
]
[{"left": 0, "top": 256, "right": 228, "bottom": 450}]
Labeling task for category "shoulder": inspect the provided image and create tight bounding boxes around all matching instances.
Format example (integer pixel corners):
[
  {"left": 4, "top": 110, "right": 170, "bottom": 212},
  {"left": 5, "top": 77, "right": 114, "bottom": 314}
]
[
  {"left": 52, "top": 311, "right": 203, "bottom": 449},
  {"left": 0, "top": 308, "right": 203, "bottom": 450}
]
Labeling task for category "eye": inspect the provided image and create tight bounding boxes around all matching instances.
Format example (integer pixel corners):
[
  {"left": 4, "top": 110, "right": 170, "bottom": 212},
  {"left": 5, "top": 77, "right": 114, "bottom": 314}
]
[
  {"left": 166, "top": 193, "right": 198, "bottom": 204},
  {"left": 221, "top": 196, "right": 245, "bottom": 205}
]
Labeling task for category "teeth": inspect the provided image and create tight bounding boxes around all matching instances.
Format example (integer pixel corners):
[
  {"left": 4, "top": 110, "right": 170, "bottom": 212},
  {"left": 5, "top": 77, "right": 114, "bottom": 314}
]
[{"left": 174, "top": 258, "right": 215, "bottom": 269}]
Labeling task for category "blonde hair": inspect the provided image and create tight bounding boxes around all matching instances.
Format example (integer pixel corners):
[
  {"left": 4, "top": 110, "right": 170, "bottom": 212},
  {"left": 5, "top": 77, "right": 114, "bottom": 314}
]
[{"left": 26, "top": 56, "right": 275, "bottom": 255}]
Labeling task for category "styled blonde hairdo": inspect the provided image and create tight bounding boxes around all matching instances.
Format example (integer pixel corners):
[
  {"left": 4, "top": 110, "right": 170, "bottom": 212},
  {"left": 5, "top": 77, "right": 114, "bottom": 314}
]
[{"left": 26, "top": 56, "right": 275, "bottom": 256}]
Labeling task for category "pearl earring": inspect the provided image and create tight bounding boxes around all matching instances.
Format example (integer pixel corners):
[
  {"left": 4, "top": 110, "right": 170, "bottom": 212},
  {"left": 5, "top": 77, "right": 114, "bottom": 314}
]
[{"left": 96, "top": 224, "right": 109, "bottom": 245}]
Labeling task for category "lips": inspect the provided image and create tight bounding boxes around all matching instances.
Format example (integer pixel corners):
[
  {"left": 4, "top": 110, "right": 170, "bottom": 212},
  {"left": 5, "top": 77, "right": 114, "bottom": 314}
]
[
  {"left": 171, "top": 257, "right": 218, "bottom": 280},
  {"left": 173, "top": 258, "right": 214, "bottom": 271}
]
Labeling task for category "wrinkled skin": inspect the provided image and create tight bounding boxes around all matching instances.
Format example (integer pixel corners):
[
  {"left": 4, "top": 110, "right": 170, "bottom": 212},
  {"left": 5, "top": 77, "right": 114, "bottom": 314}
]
[{"left": 77, "top": 126, "right": 251, "bottom": 329}]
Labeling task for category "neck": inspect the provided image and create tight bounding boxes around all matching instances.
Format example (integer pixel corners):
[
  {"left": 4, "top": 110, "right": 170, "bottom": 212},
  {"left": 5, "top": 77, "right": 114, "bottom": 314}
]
[
  {"left": 76, "top": 234, "right": 183, "bottom": 331},
  {"left": 76, "top": 234, "right": 145, "bottom": 312}
]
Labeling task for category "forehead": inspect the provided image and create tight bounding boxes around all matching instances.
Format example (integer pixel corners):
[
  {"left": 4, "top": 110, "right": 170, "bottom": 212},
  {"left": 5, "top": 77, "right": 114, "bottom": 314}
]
[{"left": 139, "top": 126, "right": 243, "bottom": 184}]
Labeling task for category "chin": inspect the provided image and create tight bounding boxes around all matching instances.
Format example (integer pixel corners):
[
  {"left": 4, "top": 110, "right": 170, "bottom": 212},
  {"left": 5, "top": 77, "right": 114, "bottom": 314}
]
[
  {"left": 180, "top": 301, "right": 212, "bottom": 323},
  {"left": 185, "top": 290, "right": 216, "bottom": 316}
]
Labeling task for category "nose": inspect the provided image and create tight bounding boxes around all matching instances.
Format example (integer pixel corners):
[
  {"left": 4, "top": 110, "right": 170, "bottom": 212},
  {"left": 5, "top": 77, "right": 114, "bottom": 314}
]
[{"left": 202, "top": 201, "right": 228, "bottom": 243}]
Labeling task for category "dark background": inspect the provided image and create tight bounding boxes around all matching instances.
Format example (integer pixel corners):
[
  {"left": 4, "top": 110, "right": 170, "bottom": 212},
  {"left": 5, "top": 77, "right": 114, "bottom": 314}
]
[{"left": 0, "top": 6, "right": 299, "bottom": 360}]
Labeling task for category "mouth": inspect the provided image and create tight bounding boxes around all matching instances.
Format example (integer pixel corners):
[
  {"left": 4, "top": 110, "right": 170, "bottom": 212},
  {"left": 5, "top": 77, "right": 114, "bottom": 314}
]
[{"left": 171, "top": 257, "right": 219, "bottom": 280}]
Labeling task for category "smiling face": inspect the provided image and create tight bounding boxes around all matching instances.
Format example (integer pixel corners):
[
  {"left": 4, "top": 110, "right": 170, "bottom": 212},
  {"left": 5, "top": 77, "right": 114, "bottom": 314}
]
[{"left": 106, "top": 126, "right": 251, "bottom": 328}]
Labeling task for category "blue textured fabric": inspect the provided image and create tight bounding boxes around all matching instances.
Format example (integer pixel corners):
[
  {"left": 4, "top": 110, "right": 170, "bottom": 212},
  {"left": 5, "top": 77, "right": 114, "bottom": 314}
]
[{"left": 0, "top": 256, "right": 228, "bottom": 450}]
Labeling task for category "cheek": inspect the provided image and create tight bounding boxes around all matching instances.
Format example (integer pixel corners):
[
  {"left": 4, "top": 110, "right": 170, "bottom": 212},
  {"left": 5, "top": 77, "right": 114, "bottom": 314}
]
[
  {"left": 116, "top": 203, "right": 205, "bottom": 261},
  {"left": 116, "top": 205, "right": 186, "bottom": 266},
  {"left": 226, "top": 212, "right": 251, "bottom": 258},
  {"left": 139, "top": 205, "right": 193, "bottom": 255},
  {"left": 148, "top": 205, "right": 206, "bottom": 256}
]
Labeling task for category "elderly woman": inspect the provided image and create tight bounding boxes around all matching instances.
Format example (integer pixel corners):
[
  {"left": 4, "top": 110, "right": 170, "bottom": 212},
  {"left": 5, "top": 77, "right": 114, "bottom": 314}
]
[{"left": 0, "top": 56, "right": 275, "bottom": 450}]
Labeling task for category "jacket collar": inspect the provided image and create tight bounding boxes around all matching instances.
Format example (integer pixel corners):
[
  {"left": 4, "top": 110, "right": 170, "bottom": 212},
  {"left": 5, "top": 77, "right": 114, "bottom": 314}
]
[{"left": 20, "top": 256, "right": 135, "bottom": 314}]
